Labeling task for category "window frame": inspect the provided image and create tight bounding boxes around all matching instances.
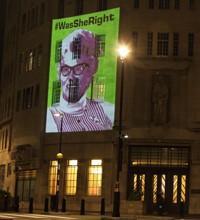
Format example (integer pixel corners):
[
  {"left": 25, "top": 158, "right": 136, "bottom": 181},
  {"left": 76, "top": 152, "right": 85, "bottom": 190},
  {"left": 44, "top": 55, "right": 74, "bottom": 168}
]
[
  {"left": 157, "top": 33, "right": 169, "bottom": 56},
  {"left": 65, "top": 160, "right": 78, "bottom": 195},
  {"left": 87, "top": 159, "right": 103, "bottom": 196}
]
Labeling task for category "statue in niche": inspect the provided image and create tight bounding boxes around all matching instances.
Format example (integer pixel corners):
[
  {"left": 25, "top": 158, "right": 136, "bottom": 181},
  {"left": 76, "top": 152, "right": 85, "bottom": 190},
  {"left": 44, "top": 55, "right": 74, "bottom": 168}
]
[{"left": 151, "top": 75, "right": 170, "bottom": 123}]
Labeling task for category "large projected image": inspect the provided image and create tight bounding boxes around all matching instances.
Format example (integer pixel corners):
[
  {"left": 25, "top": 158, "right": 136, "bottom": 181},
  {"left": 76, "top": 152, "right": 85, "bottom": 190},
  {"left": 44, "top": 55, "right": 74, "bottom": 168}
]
[{"left": 46, "top": 8, "right": 120, "bottom": 132}]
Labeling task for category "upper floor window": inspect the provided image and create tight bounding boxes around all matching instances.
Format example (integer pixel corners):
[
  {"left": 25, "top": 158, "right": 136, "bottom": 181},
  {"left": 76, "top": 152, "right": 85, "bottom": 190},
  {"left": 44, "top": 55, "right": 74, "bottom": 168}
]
[
  {"left": 21, "top": 14, "right": 26, "bottom": 34},
  {"left": 58, "top": 0, "right": 64, "bottom": 18},
  {"left": 147, "top": 32, "right": 153, "bottom": 56},
  {"left": 28, "top": 50, "right": 34, "bottom": 71},
  {"left": 88, "top": 159, "right": 102, "bottom": 196},
  {"left": 55, "top": 40, "right": 62, "bottom": 63},
  {"left": 157, "top": 33, "right": 169, "bottom": 56},
  {"left": 76, "top": 0, "right": 83, "bottom": 15},
  {"left": 96, "top": 34, "right": 106, "bottom": 57},
  {"left": 98, "top": 0, "right": 107, "bottom": 11},
  {"left": 93, "top": 76, "right": 106, "bottom": 102},
  {"left": 174, "top": 0, "right": 180, "bottom": 9},
  {"left": 72, "top": 37, "right": 81, "bottom": 59},
  {"left": 39, "top": 3, "right": 45, "bottom": 25},
  {"left": 34, "top": 84, "right": 40, "bottom": 107},
  {"left": 159, "top": 0, "right": 170, "bottom": 9},
  {"left": 133, "top": 0, "right": 140, "bottom": 8},
  {"left": 173, "top": 33, "right": 179, "bottom": 56},
  {"left": 149, "top": 0, "right": 154, "bottom": 9},
  {"left": 0, "top": 165, "right": 5, "bottom": 189},
  {"left": 27, "top": 7, "right": 38, "bottom": 31},
  {"left": 0, "top": 129, "right": 9, "bottom": 150},
  {"left": 132, "top": 32, "right": 138, "bottom": 56},
  {"left": 16, "top": 90, "right": 21, "bottom": 112},
  {"left": 188, "top": 33, "right": 194, "bottom": 57},
  {"left": 22, "top": 86, "right": 34, "bottom": 109},
  {"left": 19, "top": 53, "right": 24, "bottom": 74},
  {"left": 52, "top": 81, "right": 61, "bottom": 105},
  {"left": 37, "top": 45, "right": 43, "bottom": 67},
  {"left": 189, "top": 0, "right": 195, "bottom": 10}
]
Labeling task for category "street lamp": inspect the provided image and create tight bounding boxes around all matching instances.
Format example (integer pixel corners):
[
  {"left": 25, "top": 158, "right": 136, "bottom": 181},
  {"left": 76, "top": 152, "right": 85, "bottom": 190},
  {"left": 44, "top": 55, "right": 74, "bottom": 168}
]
[
  {"left": 112, "top": 46, "right": 129, "bottom": 217},
  {"left": 54, "top": 112, "right": 64, "bottom": 212}
]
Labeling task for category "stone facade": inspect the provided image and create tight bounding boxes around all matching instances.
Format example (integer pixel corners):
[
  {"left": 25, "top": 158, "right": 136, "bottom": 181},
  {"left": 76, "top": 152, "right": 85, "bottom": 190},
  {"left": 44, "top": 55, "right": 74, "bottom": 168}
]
[{"left": 0, "top": 0, "right": 200, "bottom": 216}]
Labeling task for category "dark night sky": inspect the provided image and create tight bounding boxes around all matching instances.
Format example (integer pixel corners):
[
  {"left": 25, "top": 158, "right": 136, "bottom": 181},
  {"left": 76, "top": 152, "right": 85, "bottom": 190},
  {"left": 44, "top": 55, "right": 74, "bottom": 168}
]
[{"left": 0, "top": 1, "right": 6, "bottom": 83}]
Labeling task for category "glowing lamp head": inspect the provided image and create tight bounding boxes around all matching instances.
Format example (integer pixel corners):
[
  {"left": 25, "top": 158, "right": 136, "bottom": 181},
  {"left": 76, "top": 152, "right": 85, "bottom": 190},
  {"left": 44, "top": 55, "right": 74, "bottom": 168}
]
[
  {"left": 57, "top": 152, "right": 63, "bottom": 159},
  {"left": 118, "top": 47, "right": 129, "bottom": 61}
]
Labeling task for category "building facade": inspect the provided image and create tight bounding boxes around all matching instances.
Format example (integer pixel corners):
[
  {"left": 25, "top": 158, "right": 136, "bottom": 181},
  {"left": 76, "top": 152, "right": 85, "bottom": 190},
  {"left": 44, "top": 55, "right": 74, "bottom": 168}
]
[{"left": 0, "top": 0, "right": 200, "bottom": 216}]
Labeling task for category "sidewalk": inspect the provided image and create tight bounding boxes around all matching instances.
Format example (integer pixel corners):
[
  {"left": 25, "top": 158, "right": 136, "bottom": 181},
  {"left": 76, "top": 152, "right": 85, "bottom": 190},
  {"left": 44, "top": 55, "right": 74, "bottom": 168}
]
[
  {"left": 59, "top": 213, "right": 200, "bottom": 220},
  {"left": 28, "top": 210, "right": 200, "bottom": 220}
]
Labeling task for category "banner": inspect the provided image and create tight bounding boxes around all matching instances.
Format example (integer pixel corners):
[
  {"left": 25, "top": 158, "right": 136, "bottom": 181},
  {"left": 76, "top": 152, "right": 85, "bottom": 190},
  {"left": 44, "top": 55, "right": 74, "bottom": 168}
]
[{"left": 46, "top": 8, "right": 120, "bottom": 132}]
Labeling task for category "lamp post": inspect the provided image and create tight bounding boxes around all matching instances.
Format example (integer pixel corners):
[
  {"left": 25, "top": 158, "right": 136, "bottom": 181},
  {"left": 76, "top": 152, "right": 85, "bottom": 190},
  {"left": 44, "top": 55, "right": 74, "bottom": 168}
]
[
  {"left": 112, "top": 46, "right": 129, "bottom": 217},
  {"left": 55, "top": 112, "right": 63, "bottom": 212}
]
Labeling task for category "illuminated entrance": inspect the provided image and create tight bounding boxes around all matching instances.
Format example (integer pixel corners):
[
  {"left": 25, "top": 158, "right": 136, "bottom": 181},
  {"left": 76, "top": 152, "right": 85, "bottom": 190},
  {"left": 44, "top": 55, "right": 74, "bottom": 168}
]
[{"left": 127, "top": 146, "right": 190, "bottom": 215}]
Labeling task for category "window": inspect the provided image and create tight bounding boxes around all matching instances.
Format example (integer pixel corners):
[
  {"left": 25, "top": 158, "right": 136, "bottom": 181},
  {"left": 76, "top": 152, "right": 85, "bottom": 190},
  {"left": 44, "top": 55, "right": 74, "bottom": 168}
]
[
  {"left": 189, "top": 0, "right": 195, "bottom": 10},
  {"left": 130, "top": 146, "right": 190, "bottom": 167},
  {"left": 58, "top": 0, "right": 64, "bottom": 18},
  {"left": 34, "top": 84, "right": 40, "bottom": 107},
  {"left": 52, "top": 81, "right": 61, "bottom": 105},
  {"left": 28, "top": 50, "right": 33, "bottom": 71},
  {"left": 27, "top": 11, "right": 31, "bottom": 32},
  {"left": 159, "top": 0, "right": 170, "bottom": 9},
  {"left": 48, "top": 161, "right": 58, "bottom": 195},
  {"left": 77, "top": 0, "right": 83, "bottom": 15},
  {"left": 16, "top": 90, "right": 21, "bottom": 112},
  {"left": 173, "top": 33, "right": 179, "bottom": 56},
  {"left": 88, "top": 159, "right": 102, "bottom": 196},
  {"left": 4, "top": 129, "right": 8, "bottom": 149},
  {"left": 132, "top": 32, "right": 138, "bottom": 55},
  {"left": 55, "top": 41, "right": 62, "bottom": 63},
  {"left": 188, "top": 33, "right": 194, "bottom": 57},
  {"left": 96, "top": 34, "right": 106, "bottom": 57},
  {"left": 17, "top": 170, "right": 36, "bottom": 201},
  {"left": 93, "top": 76, "right": 106, "bottom": 102},
  {"left": 37, "top": 45, "right": 43, "bottom": 67},
  {"left": 98, "top": 0, "right": 107, "bottom": 11},
  {"left": 0, "top": 165, "right": 5, "bottom": 189},
  {"left": 39, "top": 3, "right": 45, "bottom": 25},
  {"left": 68, "top": 79, "right": 79, "bottom": 103},
  {"left": 72, "top": 37, "right": 81, "bottom": 59},
  {"left": 147, "top": 32, "right": 153, "bottom": 56},
  {"left": 66, "top": 160, "right": 78, "bottom": 195},
  {"left": 149, "top": 0, "right": 154, "bottom": 9},
  {"left": 174, "top": 0, "right": 180, "bottom": 9},
  {"left": 22, "top": 86, "right": 33, "bottom": 109},
  {"left": 30, "top": 7, "right": 38, "bottom": 30},
  {"left": 0, "top": 129, "right": 9, "bottom": 150},
  {"left": 19, "top": 53, "right": 24, "bottom": 74},
  {"left": 21, "top": 13, "right": 26, "bottom": 34},
  {"left": 32, "top": 47, "right": 36, "bottom": 69},
  {"left": 157, "top": 33, "right": 169, "bottom": 56},
  {"left": 25, "top": 51, "right": 29, "bottom": 72},
  {"left": 9, "top": 62, "right": 13, "bottom": 83},
  {"left": 133, "top": 0, "right": 140, "bottom": 8},
  {"left": 7, "top": 98, "right": 11, "bottom": 118},
  {"left": 7, "top": 163, "right": 12, "bottom": 177}
]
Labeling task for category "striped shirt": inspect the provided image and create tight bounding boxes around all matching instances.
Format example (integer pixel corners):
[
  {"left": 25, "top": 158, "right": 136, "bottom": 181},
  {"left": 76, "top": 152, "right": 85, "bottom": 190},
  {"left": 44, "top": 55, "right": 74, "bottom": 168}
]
[{"left": 49, "top": 99, "right": 112, "bottom": 132}]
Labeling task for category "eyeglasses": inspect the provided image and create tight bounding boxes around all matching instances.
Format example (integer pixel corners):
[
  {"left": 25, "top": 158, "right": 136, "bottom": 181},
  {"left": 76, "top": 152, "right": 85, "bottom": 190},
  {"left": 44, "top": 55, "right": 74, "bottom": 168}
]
[{"left": 60, "top": 63, "right": 89, "bottom": 76}]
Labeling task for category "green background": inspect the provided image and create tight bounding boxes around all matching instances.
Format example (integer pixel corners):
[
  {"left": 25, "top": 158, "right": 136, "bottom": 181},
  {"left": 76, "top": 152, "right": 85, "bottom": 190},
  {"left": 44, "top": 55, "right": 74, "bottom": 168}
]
[{"left": 47, "top": 8, "right": 120, "bottom": 107}]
